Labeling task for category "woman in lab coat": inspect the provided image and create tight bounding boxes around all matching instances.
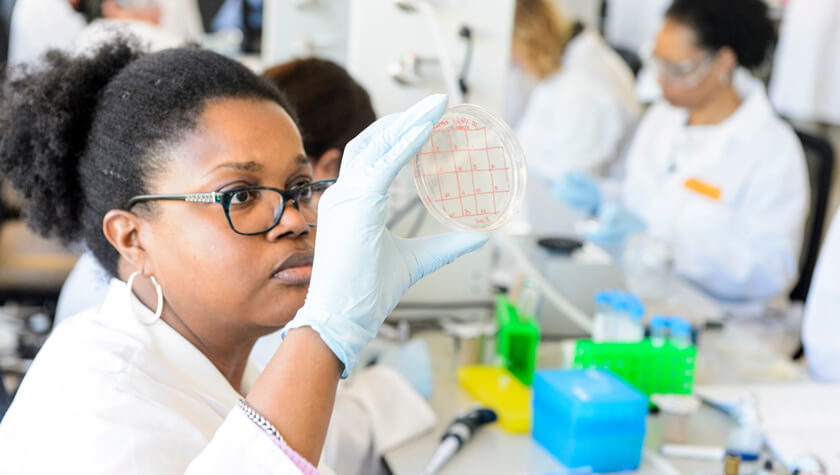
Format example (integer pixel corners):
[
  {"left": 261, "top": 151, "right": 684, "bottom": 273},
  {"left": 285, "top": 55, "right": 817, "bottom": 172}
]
[
  {"left": 0, "top": 40, "right": 485, "bottom": 473},
  {"left": 511, "top": 0, "right": 641, "bottom": 179},
  {"left": 803, "top": 208, "right": 840, "bottom": 381},
  {"left": 567, "top": 0, "right": 808, "bottom": 301}
]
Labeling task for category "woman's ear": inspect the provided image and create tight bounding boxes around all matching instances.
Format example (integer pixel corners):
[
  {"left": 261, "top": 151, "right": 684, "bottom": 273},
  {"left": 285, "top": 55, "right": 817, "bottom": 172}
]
[
  {"left": 717, "top": 46, "right": 737, "bottom": 74},
  {"left": 313, "top": 148, "right": 342, "bottom": 181},
  {"left": 102, "top": 209, "right": 150, "bottom": 273}
]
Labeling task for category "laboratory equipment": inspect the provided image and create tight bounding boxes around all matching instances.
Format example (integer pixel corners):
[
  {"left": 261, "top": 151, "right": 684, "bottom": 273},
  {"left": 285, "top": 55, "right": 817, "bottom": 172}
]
[
  {"left": 668, "top": 317, "right": 693, "bottom": 349},
  {"left": 495, "top": 294, "right": 540, "bottom": 385},
  {"left": 422, "top": 407, "right": 497, "bottom": 475},
  {"left": 592, "top": 290, "right": 645, "bottom": 342},
  {"left": 413, "top": 104, "right": 527, "bottom": 231},
  {"left": 262, "top": 0, "right": 350, "bottom": 66},
  {"left": 649, "top": 315, "right": 669, "bottom": 347},
  {"left": 727, "top": 397, "right": 763, "bottom": 465},
  {"left": 532, "top": 369, "right": 647, "bottom": 472},
  {"left": 573, "top": 339, "right": 696, "bottom": 399},
  {"left": 651, "top": 394, "right": 700, "bottom": 443},
  {"left": 458, "top": 366, "right": 530, "bottom": 433}
]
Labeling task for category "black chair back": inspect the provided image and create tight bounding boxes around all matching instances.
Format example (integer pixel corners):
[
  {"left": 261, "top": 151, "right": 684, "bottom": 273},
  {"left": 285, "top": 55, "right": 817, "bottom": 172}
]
[
  {"left": 0, "top": 0, "right": 15, "bottom": 66},
  {"left": 790, "top": 129, "right": 835, "bottom": 302}
]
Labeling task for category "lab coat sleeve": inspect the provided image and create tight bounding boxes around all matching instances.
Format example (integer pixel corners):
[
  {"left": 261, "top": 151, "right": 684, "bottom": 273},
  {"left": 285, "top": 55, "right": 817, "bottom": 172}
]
[
  {"left": 322, "top": 365, "right": 436, "bottom": 475},
  {"left": 670, "top": 140, "right": 808, "bottom": 300},
  {"left": 185, "top": 408, "right": 314, "bottom": 475},
  {"left": 803, "top": 208, "right": 840, "bottom": 381},
  {"left": 515, "top": 74, "right": 625, "bottom": 179}
]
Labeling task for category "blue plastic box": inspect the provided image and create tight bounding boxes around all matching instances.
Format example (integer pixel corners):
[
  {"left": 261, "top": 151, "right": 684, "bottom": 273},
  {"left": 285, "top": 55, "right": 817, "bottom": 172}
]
[{"left": 531, "top": 369, "right": 647, "bottom": 472}]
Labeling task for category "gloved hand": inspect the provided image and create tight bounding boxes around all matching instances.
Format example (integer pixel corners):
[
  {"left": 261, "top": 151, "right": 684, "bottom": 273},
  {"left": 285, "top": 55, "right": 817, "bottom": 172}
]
[
  {"left": 377, "top": 339, "right": 434, "bottom": 399},
  {"left": 550, "top": 172, "right": 602, "bottom": 216},
  {"left": 282, "top": 95, "right": 489, "bottom": 377},
  {"left": 585, "top": 203, "right": 646, "bottom": 244}
]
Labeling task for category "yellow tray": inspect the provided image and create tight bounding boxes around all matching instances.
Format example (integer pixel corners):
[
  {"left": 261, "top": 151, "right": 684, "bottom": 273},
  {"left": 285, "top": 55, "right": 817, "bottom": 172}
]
[{"left": 457, "top": 365, "right": 531, "bottom": 433}]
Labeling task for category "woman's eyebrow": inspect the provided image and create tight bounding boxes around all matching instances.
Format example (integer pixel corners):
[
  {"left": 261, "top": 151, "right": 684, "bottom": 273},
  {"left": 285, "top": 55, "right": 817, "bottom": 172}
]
[{"left": 205, "top": 160, "right": 263, "bottom": 176}]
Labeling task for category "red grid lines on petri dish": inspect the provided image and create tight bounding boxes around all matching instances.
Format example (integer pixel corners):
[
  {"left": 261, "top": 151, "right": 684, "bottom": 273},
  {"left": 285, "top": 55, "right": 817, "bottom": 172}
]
[{"left": 418, "top": 125, "right": 511, "bottom": 222}]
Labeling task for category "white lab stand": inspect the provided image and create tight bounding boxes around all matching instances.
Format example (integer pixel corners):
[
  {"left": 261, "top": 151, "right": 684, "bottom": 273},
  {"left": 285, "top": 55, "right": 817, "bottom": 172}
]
[
  {"left": 262, "top": 0, "right": 351, "bottom": 67},
  {"left": 347, "top": 0, "right": 516, "bottom": 322}
]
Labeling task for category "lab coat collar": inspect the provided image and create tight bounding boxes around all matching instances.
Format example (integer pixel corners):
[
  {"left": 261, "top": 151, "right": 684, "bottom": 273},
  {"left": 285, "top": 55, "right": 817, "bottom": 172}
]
[
  {"left": 99, "top": 278, "right": 261, "bottom": 416},
  {"left": 720, "top": 70, "right": 776, "bottom": 141},
  {"left": 561, "top": 28, "right": 599, "bottom": 70}
]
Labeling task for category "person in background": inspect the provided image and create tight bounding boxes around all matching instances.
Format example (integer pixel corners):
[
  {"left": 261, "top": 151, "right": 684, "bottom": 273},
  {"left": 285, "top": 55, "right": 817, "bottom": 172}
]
[
  {"left": 554, "top": 0, "right": 809, "bottom": 302},
  {"left": 511, "top": 0, "right": 641, "bottom": 180},
  {"left": 803, "top": 207, "right": 840, "bottom": 381},
  {"left": 8, "top": 0, "right": 202, "bottom": 65},
  {"left": 261, "top": 58, "right": 376, "bottom": 183}
]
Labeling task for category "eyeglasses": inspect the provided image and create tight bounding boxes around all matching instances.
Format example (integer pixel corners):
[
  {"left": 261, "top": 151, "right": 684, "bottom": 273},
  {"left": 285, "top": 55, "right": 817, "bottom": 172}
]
[
  {"left": 652, "top": 53, "right": 715, "bottom": 88},
  {"left": 125, "top": 179, "right": 336, "bottom": 235}
]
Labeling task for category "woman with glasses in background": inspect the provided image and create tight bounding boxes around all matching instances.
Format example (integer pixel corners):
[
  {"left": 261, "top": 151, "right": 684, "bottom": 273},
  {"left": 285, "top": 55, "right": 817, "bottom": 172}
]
[{"left": 554, "top": 0, "right": 809, "bottom": 302}]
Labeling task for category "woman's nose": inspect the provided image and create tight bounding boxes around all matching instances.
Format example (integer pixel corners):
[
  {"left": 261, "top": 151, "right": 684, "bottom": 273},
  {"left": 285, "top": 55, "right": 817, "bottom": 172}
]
[{"left": 265, "top": 200, "right": 310, "bottom": 241}]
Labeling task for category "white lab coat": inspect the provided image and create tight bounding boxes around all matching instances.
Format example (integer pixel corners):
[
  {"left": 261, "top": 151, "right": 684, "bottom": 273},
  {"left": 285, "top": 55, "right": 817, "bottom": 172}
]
[
  {"left": 803, "top": 208, "right": 840, "bottom": 381},
  {"left": 622, "top": 74, "right": 809, "bottom": 301},
  {"left": 7, "top": 0, "right": 87, "bottom": 65},
  {"left": 515, "top": 29, "right": 642, "bottom": 180},
  {"left": 8, "top": 0, "right": 203, "bottom": 66},
  {"left": 770, "top": 0, "right": 840, "bottom": 125},
  {"left": 0, "top": 279, "right": 321, "bottom": 474},
  {"left": 53, "top": 252, "right": 436, "bottom": 475}
]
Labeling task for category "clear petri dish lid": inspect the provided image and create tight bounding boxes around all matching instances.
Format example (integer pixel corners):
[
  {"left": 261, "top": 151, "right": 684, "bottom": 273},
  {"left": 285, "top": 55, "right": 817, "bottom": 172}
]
[{"left": 412, "top": 104, "right": 527, "bottom": 232}]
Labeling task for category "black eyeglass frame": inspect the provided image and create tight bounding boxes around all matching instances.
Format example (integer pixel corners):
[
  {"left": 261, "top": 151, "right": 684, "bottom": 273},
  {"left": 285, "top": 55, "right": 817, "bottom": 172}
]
[{"left": 124, "top": 179, "right": 336, "bottom": 236}]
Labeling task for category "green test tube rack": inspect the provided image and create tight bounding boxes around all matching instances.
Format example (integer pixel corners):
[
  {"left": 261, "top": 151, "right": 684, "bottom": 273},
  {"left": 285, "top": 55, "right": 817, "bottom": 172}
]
[
  {"left": 572, "top": 340, "right": 696, "bottom": 397},
  {"left": 496, "top": 294, "right": 540, "bottom": 385}
]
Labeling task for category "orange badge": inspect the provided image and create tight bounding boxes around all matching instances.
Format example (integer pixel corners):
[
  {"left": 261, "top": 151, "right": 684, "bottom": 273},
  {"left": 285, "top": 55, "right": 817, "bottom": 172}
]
[{"left": 684, "top": 178, "right": 721, "bottom": 201}]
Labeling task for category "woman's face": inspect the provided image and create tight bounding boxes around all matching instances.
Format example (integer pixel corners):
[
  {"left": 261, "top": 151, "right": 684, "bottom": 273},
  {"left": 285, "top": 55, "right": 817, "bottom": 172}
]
[
  {"left": 139, "top": 98, "right": 314, "bottom": 340},
  {"left": 653, "top": 18, "right": 733, "bottom": 108}
]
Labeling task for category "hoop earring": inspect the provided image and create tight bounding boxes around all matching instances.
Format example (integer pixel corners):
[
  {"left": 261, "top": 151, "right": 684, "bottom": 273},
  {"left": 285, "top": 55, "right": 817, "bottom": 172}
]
[{"left": 126, "top": 271, "right": 164, "bottom": 325}]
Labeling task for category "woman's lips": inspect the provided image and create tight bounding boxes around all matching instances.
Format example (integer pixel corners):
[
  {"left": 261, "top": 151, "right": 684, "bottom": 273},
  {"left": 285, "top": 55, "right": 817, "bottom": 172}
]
[
  {"left": 271, "top": 265, "right": 312, "bottom": 284},
  {"left": 271, "top": 251, "right": 314, "bottom": 284}
]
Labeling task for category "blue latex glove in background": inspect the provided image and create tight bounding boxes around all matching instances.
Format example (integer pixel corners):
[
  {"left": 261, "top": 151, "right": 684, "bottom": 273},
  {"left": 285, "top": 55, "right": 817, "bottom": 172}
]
[
  {"left": 550, "top": 172, "right": 602, "bottom": 216},
  {"left": 282, "top": 95, "right": 489, "bottom": 377},
  {"left": 585, "top": 203, "right": 646, "bottom": 244},
  {"left": 377, "top": 340, "right": 434, "bottom": 399}
]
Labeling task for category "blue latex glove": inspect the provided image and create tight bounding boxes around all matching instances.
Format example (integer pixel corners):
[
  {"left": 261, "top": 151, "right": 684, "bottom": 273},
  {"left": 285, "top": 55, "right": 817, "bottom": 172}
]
[
  {"left": 550, "top": 172, "right": 602, "bottom": 216},
  {"left": 585, "top": 203, "right": 646, "bottom": 244},
  {"left": 282, "top": 95, "right": 489, "bottom": 377},
  {"left": 377, "top": 340, "right": 434, "bottom": 399}
]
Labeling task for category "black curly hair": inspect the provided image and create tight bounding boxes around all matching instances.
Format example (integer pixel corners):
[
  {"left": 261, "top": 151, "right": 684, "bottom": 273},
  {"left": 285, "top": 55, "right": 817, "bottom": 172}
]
[
  {"left": 0, "top": 38, "right": 296, "bottom": 277},
  {"left": 666, "top": 0, "right": 776, "bottom": 70}
]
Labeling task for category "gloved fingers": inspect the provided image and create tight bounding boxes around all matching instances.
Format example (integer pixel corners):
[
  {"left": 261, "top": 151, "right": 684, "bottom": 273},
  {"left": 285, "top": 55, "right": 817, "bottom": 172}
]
[
  {"left": 399, "top": 232, "right": 489, "bottom": 286},
  {"left": 340, "top": 114, "right": 400, "bottom": 176},
  {"left": 378, "top": 94, "right": 448, "bottom": 148},
  {"left": 367, "top": 121, "right": 434, "bottom": 189}
]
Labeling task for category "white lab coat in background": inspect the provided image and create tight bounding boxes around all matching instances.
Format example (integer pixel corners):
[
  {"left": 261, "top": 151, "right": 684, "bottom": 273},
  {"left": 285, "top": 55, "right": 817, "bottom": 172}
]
[
  {"left": 622, "top": 74, "right": 809, "bottom": 301},
  {"left": 515, "top": 29, "right": 642, "bottom": 180},
  {"left": 0, "top": 279, "right": 323, "bottom": 474},
  {"left": 770, "top": 0, "right": 840, "bottom": 125},
  {"left": 54, "top": 252, "right": 436, "bottom": 475},
  {"left": 8, "top": 0, "right": 87, "bottom": 65},
  {"left": 803, "top": 208, "right": 840, "bottom": 381}
]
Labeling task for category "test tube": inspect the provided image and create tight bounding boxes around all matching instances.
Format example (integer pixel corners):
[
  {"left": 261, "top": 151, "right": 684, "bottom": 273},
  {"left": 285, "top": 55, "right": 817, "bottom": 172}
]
[
  {"left": 668, "top": 317, "right": 693, "bottom": 349},
  {"left": 593, "top": 291, "right": 612, "bottom": 342},
  {"left": 649, "top": 315, "right": 669, "bottom": 347},
  {"left": 624, "top": 293, "right": 645, "bottom": 342}
]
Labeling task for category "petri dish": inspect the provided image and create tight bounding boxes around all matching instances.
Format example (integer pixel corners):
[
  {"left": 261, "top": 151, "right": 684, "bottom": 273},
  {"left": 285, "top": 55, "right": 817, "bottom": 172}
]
[{"left": 412, "top": 104, "right": 527, "bottom": 232}]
